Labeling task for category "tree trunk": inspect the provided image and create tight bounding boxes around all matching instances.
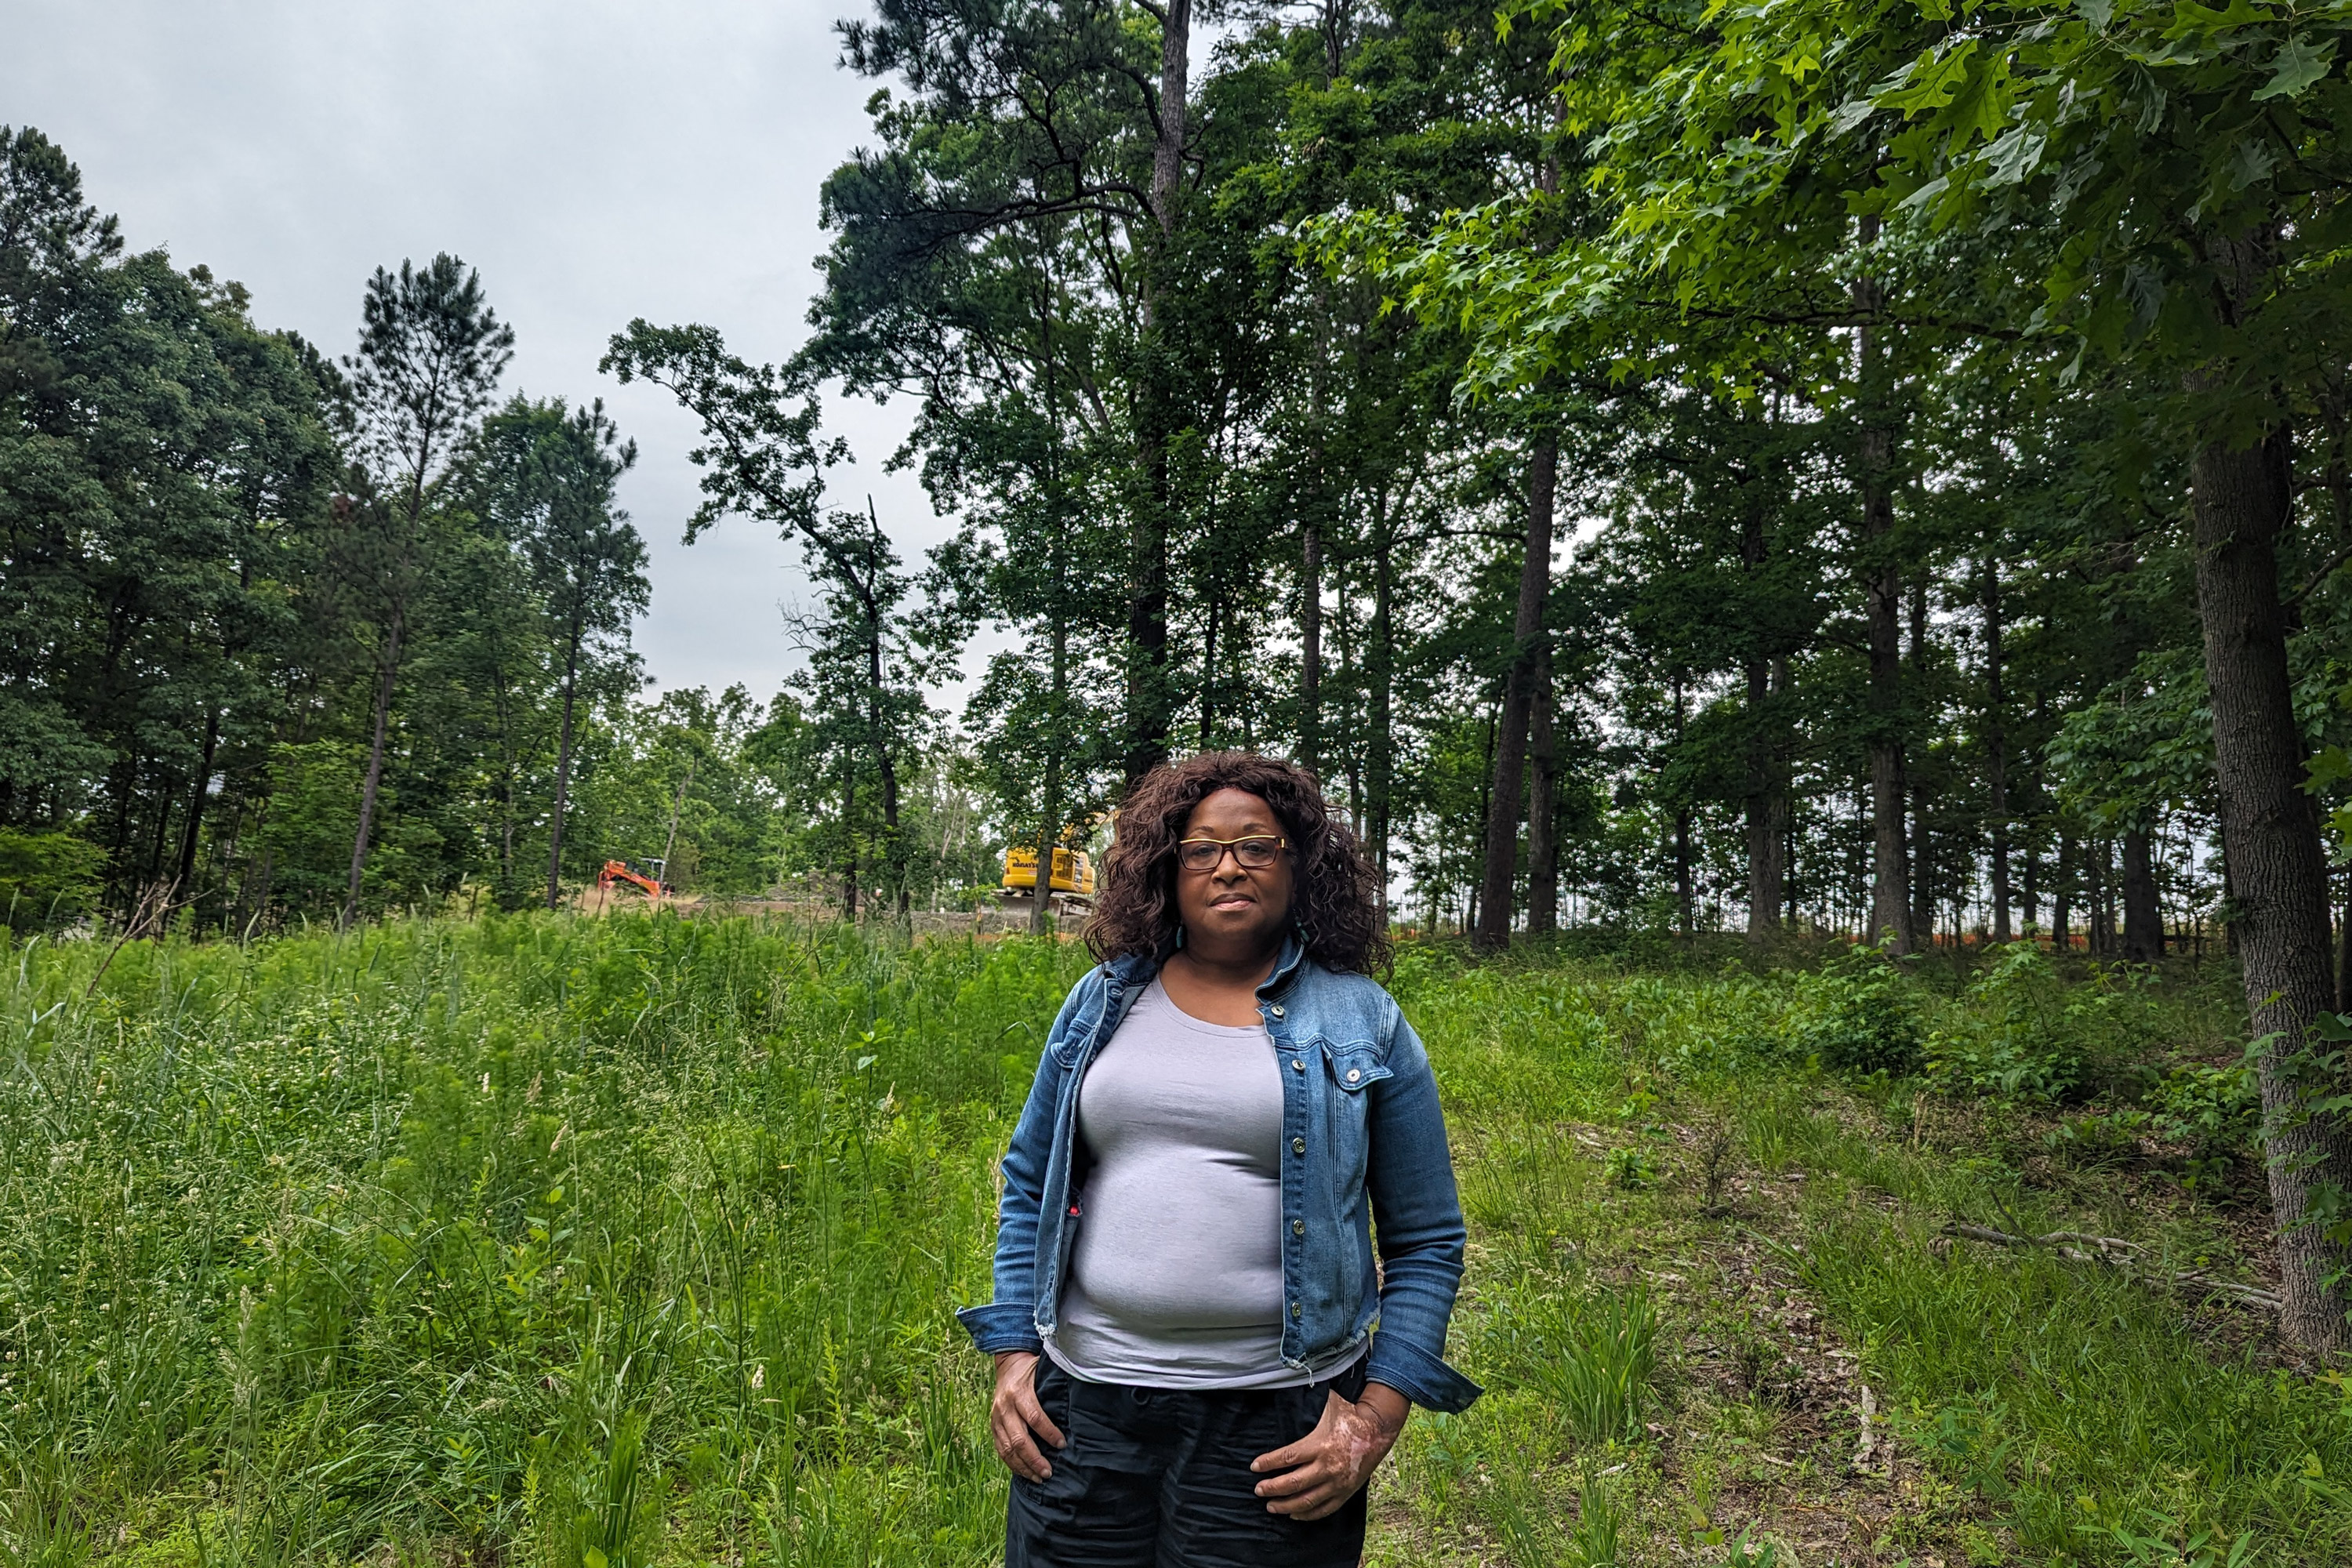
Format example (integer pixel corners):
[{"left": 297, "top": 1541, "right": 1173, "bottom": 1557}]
[
  {"left": 1744, "top": 656, "right": 1788, "bottom": 943},
  {"left": 2191, "top": 411, "right": 2351, "bottom": 1350},
  {"left": 1152, "top": 0, "right": 1191, "bottom": 227},
  {"left": 1984, "top": 556, "right": 2012, "bottom": 942},
  {"left": 1367, "top": 517, "right": 1394, "bottom": 920},
  {"left": 1300, "top": 519, "right": 1323, "bottom": 775},
  {"left": 1034, "top": 593, "right": 1069, "bottom": 938},
  {"left": 545, "top": 626, "right": 583, "bottom": 909},
  {"left": 1908, "top": 583, "right": 1934, "bottom": 948},
  {"left": 1200, "top": 593, "right": 1218, "bottom": 748},
  {"left": 1856, "top": 264, "right": 1913, "bottom": 954},
  {"left": 2053, "top": 831, "right": 2073, "bottom": 953},
  {"left": 1526, "top": 647, "right": 1560, "bottom": 938},
  {"left": 1671, "top": 671, "right": 1694, "bottom": 936},
  {"left": 842, "top": 757, "right": 859, "bottom": 920},
  {"left": 1741, "top": 491, "right": 1788, "bottom": 943},
  {"left": 1472, "top": 433, "right": 1558, "bottom": 951},
  {"left": 1468, "top": 697, "right": 1497, "bottom": 937},
  {"left": 1674, "top": 808, "right": 1694, "bottom": 938},
  {"left": 173, "top": 707, "right": 221, "bottom": 908},
  {"left": 491, "top": 659, "right": 518, "bottom": 903},
  {"left": 659, "top": 756, "right": 695, "bottom": 898},
  {"left": 2122, "top": 824, "right": 2165, "bottom": 964},
  {"left": 343, "top": 610, "right": 405, "bottom": 931},
  {"left": 1124, "top": 0, "right": 1191, "bottom": 791},
  {"left": 2337, "top": 865, "right": 2352, "bottom": 1014},
  {"left": 2336, "top": 864, "right": 2352, "bottom": 1014},
  {"left": 2090, "top": 840, "right": 2115, "bottom": 956}
]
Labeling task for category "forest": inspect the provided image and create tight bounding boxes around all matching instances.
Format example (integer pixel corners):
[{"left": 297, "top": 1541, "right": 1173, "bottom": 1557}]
[{"left": 6, "top": 0, "right": 2352, "bottom": 1559}]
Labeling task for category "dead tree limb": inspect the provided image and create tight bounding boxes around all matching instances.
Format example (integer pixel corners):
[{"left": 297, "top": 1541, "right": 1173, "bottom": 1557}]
[{"left": 1941, "top": 1221, "right": 2282, "bottom": 1312}]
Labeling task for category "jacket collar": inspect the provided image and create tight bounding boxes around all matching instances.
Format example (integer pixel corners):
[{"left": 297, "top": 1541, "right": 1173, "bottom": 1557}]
[
  {"left": 1102, "top": 928, "right": 1307, "bottom": 996},
  {"left": 1258, "top": 929, "right": 1308, "bottom": 998}
]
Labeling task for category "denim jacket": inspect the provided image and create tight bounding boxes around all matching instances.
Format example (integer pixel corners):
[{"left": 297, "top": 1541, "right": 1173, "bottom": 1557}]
[{"left": 954, "top": 935, "right": 1483, "bottom": 1414}]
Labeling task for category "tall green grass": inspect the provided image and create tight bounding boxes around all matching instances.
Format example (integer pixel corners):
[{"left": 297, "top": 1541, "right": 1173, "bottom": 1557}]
[
  {"left": 3, "top": 920, "right": 2343, "bottom": 1566},
  {"left": 1382, "top": 947, "right": 2352, "bottom": 1567},
  {"left": 0, "top": 915, "right": 1087, "bottom": 1567}
]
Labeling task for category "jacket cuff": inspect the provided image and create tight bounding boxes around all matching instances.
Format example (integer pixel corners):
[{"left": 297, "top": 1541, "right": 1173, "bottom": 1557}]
[
  {"left": 1365, "top": 1333, "right": 1482, "bottom": 1414},
  {"left": 956, "top": 1302, "right": 1044, "bottom": 1357}
]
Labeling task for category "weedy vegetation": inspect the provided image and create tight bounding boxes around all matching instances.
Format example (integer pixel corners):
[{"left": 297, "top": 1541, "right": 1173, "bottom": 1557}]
[{"left": 1, "top": 915, "right": 2345, "bottom": 1566}]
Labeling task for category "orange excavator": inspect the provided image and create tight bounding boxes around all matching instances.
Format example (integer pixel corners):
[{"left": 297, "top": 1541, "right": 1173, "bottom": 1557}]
[{"left": 598, "top": 858, "right": 668, "bottom": 904}]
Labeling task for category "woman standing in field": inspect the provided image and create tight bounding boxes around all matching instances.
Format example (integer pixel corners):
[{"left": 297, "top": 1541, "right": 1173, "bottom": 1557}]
[{"left": 956, "top": 753, "right": 1480, "bottom": 1566}]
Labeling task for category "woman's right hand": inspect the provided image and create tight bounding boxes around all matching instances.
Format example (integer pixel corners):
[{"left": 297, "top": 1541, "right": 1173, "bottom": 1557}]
[{"left": 989, "top": 1350, "right": 1067, "bottom": 1481}]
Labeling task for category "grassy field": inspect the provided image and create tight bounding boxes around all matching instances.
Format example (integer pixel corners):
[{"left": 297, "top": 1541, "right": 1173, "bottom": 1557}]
[{"left": 2, "top": 915, "right": 2346, "bottom": 1568}]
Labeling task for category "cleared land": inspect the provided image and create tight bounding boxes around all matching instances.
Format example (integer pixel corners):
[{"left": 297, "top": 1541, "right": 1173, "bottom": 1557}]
[{"left": 1, "top": 916, "right": 2343, "bottom": 1567}]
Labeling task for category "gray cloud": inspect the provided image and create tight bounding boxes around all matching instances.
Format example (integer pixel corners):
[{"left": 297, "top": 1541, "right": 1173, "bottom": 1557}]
[{"left": 5, "top": 0, "right": 958, "bottom": 703}]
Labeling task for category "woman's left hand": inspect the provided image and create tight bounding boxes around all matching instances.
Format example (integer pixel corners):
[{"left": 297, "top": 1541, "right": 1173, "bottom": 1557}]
[{"left": 1249, "top": 1381, "right": 1410, "bottom": 1519}]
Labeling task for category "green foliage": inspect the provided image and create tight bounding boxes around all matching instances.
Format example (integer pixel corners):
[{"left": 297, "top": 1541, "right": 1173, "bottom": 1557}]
[
  {"left": 0, "top": 914, "right": 1089, "bottom": 1564},
  {"left": 2136, "top": 1051, "right": 2263, "bottom": 1186},
  {"left": 1, "top": 924, "right": 2346, "bottom": 1563},
  {"left": 1505, "top": 1284, "right": 1658, "bottom": 1445},
  {"left": 0, "top": 829, "right": 101, "bottom": 931},
  {"left": 1566, "top": 1465, "right": 1626, "bottom": 1567},
  {"left": 1924, "top": 941, "right": 2096, "bottom": 1102},
  {"left": 1602, "top": 1145, "right": 1659, "bottom": 1190},
  {"left": 1787, "top": 946, "right": 1923, "bottom": 1076}
]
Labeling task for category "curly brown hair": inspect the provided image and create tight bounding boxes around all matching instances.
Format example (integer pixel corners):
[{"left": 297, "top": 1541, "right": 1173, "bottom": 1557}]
[{"left": 1084, "top": 752, "right": 1390, "bottom": 975}]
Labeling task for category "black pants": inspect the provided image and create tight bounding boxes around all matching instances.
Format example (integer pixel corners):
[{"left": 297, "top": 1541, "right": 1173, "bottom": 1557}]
[{"left": 1006, "top": 1356, "right": 1370, "bottom": 1568}]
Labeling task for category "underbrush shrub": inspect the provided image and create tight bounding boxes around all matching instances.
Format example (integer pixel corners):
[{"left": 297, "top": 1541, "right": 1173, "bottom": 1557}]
[
  {"left": 2140, "top": 1052, "right": 2262, "bottom": 1184},
  {"left": 0, "top": 829, "right": 103, "bottom": 932},
  {"left": 2047, "top": 1048, "right": 2263, "bottom": 1189},
  {"left": 1783, "top": 944, "right": 1922, "bottom": 1075},
  {"left": 1923, "top": 943, "right": 2151, "bottom": 1105}
]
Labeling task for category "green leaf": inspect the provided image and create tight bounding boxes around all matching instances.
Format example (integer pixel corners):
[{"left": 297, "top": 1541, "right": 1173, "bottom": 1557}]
[
  {"left": 1828, "top": 96, "right": 1878, "bottom": 134},
  {"left": 2074, "top": 0, "right": 2113, "bottom": 27},
  {"left": 2307, "top": 744, "right": 2352, "bottom": 791},
  {"left": 2251, "top": 35, "right": 2336, "bottom": 101},
  {"left": 1983, "top": 126, "right": 2046, "bottom": 186},
  {"left": 1879, "top": 39, "right": 1980, "bottom": 114}
]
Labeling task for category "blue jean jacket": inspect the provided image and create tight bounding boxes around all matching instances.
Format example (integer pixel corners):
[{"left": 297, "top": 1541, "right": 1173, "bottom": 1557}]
[{"left": 954, "top": 935, "right": 1482, "bottom": 1414}]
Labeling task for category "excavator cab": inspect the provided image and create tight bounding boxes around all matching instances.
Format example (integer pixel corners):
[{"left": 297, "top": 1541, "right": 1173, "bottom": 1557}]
[{"left": 1000, "top": 846, "right": 1094, "bottom": 912}]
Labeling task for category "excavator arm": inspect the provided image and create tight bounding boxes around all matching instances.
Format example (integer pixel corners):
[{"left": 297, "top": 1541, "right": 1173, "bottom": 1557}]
[{"left": 598, "top": 859, "right": 666, "bottom": 902}]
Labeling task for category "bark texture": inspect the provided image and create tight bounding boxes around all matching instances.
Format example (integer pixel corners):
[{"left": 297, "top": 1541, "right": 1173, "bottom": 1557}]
[
  {"left": 1473, "top": 434, "right": 1558, "bottom": 951},
  {"left": 1123, "top": 0, "right": 1191, "bottom": 789},
  {"left": 2192, "top": 418, "right": 2352, "bottom": 1350},
  {"left": 1854, "top": 265, "right": 1913, "bottom": 953},
  {"left": 1526, "top": 649, "right": 1560, "bottom": 938},
  {"left": 342, "top": 612, "right": 404, "bottom": 931},
  {"left": 1984, "top": 557, "right": 2012, "bottom": 942},
  {"left": 2121, "top": 826, "right": 2164, "bottom": 964},
  {"left": 1744, "top": 655, "right": 1788, "bottom": 942}
]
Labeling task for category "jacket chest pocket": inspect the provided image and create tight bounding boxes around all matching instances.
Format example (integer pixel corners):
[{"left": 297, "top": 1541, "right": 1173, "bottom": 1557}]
[{"left": 1319, "top": 1043, "right": 1392, "bottom": 1184}]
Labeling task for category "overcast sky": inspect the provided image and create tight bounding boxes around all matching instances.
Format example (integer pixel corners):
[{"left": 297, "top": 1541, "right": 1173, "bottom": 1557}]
[{"left": 6, "top": 0, "right": 954, "bottom": 705}]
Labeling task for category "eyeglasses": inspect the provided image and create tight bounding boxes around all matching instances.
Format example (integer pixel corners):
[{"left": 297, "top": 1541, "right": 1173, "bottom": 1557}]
[{"left": 1175, "top": 834, "right": 1288, "bottom": 873}]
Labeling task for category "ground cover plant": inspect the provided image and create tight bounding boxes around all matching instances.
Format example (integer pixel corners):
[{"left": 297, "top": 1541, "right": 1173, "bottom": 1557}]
[{"left": 2, "top": 914, "right": 2346, "bottom": 1567}]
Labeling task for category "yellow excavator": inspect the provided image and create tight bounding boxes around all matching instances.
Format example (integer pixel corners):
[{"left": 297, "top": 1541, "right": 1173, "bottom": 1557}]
[{"left": 1000, "top": 845, "right": 1095, "bottom": 913}]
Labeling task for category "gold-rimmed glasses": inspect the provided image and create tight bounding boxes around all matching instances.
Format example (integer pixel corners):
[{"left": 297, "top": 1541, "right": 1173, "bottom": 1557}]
[{"left": 1174, "top": 834, "right": 1288, "bottom": 873}]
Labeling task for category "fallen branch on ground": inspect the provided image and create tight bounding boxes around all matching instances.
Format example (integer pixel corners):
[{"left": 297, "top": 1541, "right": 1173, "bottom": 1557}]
[{"left": 1940, "top": 1222, "right": 2281, "bottom": 1312}]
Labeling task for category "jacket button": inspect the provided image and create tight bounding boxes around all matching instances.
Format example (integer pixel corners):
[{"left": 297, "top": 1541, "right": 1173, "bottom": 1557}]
[
  {"left": 1346, "top": 1068, "right": 1362, "bottom": 1083},
  {"left": 1290, "top": 1301, "right": 1301, "bottom": 1319},
  {"left": 1291, "top": 1137, "right": 1305, "bottom": 1155},
  {"left": 1270, "top": 1004, "right": 1285, "bottom": 1018},
  {"left": 1293, "top": 1219, "right": 1305, "bottom": 1236},
  {"left": 1290, "top": 1059, "right": 1304, "bottom": 1072}
]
